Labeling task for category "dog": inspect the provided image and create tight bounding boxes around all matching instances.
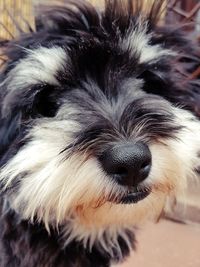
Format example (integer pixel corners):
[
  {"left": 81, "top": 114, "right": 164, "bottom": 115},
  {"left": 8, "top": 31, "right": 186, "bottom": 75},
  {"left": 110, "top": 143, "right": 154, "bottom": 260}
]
[{"left": 0, "top": 0, "right": 199, "bottom": 266}]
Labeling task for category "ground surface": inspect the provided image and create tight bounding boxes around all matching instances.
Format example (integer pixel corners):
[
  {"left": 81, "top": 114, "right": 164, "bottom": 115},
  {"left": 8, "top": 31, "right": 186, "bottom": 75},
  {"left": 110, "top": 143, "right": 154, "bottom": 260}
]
[{"left": 119, "top": 220, "right": 200, "bottom": 267}]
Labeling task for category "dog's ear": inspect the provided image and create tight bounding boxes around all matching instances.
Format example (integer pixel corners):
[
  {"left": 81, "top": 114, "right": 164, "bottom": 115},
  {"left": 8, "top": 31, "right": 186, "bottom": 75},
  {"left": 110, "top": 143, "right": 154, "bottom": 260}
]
[
  {"left": 160, "top": 27, "right": 199, "bottom": 117},
  {"left": 141, "top": 25, "right": 200, "bottom": 118},
  {"left": 0, "top": 71, "right": 22, "bottom": 158},
  {"left": 0, "top": 112, "right": 21, "bottom": 158}
]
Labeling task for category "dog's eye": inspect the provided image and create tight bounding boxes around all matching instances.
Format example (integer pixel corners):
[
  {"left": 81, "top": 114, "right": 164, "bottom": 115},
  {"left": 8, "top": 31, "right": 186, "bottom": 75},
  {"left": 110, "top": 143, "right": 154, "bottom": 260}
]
[
  {"left": 138, "top": 68, "right": 168, "bottom": 95},
  {"left": 32, "top": 85, "right": 59, "bottom": 118}
]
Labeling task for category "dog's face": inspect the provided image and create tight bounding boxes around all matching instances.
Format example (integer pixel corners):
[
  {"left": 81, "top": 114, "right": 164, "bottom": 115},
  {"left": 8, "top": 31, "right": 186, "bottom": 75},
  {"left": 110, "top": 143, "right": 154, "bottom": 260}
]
[{"left": 0, "top": 0, "right": 199, "bottom": 251}]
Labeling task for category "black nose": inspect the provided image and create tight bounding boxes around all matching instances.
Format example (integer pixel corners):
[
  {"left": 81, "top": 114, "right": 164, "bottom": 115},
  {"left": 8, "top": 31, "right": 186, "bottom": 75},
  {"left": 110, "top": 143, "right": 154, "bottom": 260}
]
[{"left": 99, "top": 142, "right": 152, "bottom": 187}]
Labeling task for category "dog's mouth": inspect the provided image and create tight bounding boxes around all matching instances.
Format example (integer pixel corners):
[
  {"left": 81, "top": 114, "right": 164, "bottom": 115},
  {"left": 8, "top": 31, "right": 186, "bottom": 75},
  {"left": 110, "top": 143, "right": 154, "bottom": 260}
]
[
  {"left": 112, "top": 188, "right": 151, "bottom": 205},
  {"left": 120, "top": 189, "right": 150, "bottom": 204}
]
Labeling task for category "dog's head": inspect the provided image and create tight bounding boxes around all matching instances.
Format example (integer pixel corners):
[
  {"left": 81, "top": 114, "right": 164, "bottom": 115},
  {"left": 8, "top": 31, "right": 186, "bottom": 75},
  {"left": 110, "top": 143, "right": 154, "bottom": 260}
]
[{"left": 0, "top": 0, "right": 199, "bottom": 253}]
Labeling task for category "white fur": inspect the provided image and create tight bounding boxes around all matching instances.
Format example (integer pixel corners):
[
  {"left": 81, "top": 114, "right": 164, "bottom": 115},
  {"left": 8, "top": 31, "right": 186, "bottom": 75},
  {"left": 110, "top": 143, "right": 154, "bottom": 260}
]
[
  {"left": 120, "top": 19, "right": 175, "bottom": 63},
  {"left": 5, "top": 46, "right": 67, "bottom": 88},
  {"left": 63, "top": 222, "right": 134, "bottom": 259}
]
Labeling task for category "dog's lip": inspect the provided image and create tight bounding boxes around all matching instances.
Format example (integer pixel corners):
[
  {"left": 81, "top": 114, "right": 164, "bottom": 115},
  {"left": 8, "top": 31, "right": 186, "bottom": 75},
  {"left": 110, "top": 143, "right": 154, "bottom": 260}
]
[{"left": 117, "top": 188, "right": 151, "bottom": 204}]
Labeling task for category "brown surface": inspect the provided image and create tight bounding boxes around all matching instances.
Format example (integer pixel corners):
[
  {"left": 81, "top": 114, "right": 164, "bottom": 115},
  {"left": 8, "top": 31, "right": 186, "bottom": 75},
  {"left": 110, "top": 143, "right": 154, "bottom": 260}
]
[
  {"left": 166, "top": 181, "right": 200, "bottom": 224},
  {"left": 119, "top": 220, "right": 200, "bottom": 267}
]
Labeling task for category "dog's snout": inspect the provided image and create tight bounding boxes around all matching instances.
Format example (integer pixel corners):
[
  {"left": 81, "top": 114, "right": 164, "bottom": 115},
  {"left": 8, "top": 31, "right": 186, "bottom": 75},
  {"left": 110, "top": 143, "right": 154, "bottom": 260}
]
[{"left": 100, "top": 142, "right": 152, "bottom": 187}]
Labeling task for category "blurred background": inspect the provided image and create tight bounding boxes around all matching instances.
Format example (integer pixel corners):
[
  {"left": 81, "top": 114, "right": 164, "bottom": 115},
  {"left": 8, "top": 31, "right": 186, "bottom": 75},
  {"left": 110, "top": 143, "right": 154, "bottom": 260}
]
[{"left": 0, "top": 1, "right": 199, "bottom": 266}]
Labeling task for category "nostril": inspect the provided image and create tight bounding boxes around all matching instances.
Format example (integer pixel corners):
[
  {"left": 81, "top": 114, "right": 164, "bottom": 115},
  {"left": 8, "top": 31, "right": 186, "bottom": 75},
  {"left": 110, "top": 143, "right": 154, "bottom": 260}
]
[
  {"left": 112, "top": 167, "right": 129, "bottom": 186},
  {"left": 141, "top": 160, "right": 150, "bottom": 170},
  {"left": 115, "top": 167, "right": 128, "bottom": 176},
  {"left": 139, "top": 159, "right": 151, "bottom": 180},
  {"left": 140, "top": 159, "right": 151, "bottom": 176}
]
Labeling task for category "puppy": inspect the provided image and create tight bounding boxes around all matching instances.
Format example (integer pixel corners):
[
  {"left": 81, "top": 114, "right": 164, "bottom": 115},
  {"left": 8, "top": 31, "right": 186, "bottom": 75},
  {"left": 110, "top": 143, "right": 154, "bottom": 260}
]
[{"left": 0, "top": 0, "right": 199, "bottom": 266}]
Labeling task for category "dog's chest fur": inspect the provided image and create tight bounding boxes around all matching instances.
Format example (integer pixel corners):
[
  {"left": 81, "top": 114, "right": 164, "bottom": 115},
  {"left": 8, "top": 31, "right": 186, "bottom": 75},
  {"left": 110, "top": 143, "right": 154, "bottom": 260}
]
[{"left": 0, "top": 200, "right": 133, "bottom": 267}]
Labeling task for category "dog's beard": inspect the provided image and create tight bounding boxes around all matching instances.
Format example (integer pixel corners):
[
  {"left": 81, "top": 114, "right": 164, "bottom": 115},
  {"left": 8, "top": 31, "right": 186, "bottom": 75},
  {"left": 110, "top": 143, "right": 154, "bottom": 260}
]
[
  {"left": 0, "top": 108, "right": 199, "bottom": 230},
  {"left": 0, "top": 106, "right": 199, "bottom": 259}
]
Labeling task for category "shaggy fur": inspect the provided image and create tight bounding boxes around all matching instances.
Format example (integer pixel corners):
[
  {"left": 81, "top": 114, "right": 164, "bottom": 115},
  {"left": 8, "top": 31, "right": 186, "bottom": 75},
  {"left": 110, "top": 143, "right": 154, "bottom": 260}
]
[{"left": 0, "top": 0, "right": 199, "bottom": 266}]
